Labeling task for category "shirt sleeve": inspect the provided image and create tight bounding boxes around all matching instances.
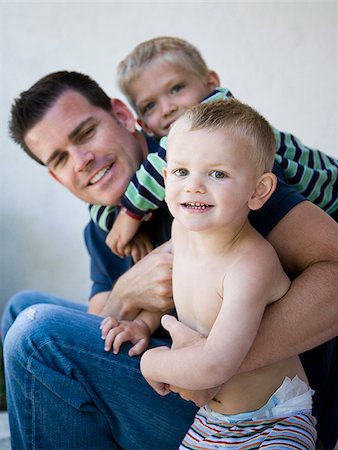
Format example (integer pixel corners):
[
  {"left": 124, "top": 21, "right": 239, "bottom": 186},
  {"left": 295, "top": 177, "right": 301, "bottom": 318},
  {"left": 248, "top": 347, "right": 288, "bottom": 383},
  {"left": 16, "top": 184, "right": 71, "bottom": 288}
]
[
  {"left": 120, "top": 143, "right": 167, "bottom": 217},
  {"left": 84, "top": 220, "right": 132, "bottom": 299}
]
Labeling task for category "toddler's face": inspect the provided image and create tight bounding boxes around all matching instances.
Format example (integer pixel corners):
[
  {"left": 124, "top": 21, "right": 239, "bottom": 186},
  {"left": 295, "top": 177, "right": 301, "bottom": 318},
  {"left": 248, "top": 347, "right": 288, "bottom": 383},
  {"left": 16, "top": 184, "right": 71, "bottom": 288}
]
[
  {"left": 165, "top": 124, "right": 259, "bottom": 233},
  {"left": 128, "top": 61, "right": 218, "bottom": 138}
]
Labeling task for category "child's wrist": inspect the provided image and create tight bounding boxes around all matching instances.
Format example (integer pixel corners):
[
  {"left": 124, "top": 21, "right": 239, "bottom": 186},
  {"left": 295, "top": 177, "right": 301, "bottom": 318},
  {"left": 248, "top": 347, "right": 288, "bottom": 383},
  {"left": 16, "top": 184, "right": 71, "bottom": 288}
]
[
  {"left": 121, "top": 207, "right": 154, "bottom": 222},
  {"left": 134, "top": 319, "right": 151, "bottom": 335}
]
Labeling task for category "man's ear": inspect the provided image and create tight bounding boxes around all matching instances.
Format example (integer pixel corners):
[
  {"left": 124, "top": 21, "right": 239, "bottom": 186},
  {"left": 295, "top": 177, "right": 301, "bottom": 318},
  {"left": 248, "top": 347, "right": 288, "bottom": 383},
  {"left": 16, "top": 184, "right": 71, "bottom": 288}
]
[
  {"left": 110, "top": 98, "right": 136, "bottom": 133},
  {"left": 136, "top": 117, "right": 154, "bottom": 137},
  {"left": 248, "top": 172, "right": 277, "bottom": 211},
  {"left": 206, "top": 70, "right": 221, "bottom": 91}
]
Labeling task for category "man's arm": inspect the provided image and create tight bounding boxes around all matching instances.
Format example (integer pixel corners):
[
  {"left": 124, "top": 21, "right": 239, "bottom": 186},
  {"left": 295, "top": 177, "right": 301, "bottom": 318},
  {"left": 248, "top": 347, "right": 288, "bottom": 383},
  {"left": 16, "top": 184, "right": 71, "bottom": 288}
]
[{"left": 240, "top": 201, "right": 338, "bottom": 372}]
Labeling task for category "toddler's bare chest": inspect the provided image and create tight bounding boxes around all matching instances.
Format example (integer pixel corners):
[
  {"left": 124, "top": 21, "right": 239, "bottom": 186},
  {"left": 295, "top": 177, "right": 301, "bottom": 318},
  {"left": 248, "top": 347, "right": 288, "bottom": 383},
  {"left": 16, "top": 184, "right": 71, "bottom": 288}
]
[{"left": 172, "top": 260, "right": 223, "bottom": 335}]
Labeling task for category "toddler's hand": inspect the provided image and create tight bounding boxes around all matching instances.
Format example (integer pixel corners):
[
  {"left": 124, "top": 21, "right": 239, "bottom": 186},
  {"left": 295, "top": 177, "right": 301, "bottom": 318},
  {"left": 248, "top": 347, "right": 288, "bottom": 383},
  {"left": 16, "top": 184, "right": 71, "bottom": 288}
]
[{"left": 100, "top": 317, "right": 151, "bottom": 357}]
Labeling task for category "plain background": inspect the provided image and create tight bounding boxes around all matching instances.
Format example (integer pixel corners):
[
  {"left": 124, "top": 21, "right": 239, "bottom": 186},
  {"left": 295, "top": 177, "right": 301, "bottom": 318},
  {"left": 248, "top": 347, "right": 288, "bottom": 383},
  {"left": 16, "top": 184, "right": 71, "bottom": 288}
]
[{"left": 1, "top": 1, "right": 337, "bottom": 316}]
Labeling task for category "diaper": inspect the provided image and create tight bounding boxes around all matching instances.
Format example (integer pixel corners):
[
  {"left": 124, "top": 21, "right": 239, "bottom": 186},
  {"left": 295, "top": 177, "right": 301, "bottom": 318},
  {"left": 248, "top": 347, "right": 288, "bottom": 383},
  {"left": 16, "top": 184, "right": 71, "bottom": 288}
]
[{"left": 205, "top": 375, "right": 314, "bottom": 424}]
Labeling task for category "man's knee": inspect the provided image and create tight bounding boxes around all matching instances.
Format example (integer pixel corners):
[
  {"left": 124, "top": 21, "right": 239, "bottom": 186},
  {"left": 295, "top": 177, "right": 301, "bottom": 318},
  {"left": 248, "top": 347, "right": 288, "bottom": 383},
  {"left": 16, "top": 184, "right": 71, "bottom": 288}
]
[
  {"left": 3, "top": 303, "right": 63, "bottom": 367},
  {"left": 1, "top": 290, "right": 48, "bottom": 340}
]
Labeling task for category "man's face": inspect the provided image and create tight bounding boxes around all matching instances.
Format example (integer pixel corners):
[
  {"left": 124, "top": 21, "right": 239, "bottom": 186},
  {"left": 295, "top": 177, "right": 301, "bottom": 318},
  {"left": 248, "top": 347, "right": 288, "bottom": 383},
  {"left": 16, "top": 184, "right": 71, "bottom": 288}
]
[{"left": 25, "top": 91, "right": 145, "bottom": 205}]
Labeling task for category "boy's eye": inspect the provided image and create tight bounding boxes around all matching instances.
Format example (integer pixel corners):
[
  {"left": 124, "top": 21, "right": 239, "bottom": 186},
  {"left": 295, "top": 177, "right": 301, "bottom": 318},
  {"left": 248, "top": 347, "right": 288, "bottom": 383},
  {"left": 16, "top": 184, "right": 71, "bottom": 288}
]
[
  {"left": 141, "top": 102, "right": 155, "bottom": 115},
  {"left": 209, "top": 170, "right": 227, "bottom": 179},
  {"left": 171, "top": 84, "right": 185, "bottom": 95},
  {"left": 173, "top": 168, "right": 189, "bottom": 177}
]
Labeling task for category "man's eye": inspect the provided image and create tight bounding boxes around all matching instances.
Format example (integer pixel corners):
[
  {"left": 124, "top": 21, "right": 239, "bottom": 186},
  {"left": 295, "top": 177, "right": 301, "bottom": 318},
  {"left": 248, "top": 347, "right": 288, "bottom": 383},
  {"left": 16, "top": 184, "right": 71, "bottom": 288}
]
[
  {"left": 79, "top": 126, "right": 95, "bottom": 142},
  {"left": 171, "top": 84, "right": 185, "bottom": 94},
  {"left": 210, "top": 170, "right": 227, "bottom": 179},
  {"left": 173, "top": 168, "right": 189, "bottom": 177},
  {"left": 53, "top": 153, "right": 67, "bottom": 169}
]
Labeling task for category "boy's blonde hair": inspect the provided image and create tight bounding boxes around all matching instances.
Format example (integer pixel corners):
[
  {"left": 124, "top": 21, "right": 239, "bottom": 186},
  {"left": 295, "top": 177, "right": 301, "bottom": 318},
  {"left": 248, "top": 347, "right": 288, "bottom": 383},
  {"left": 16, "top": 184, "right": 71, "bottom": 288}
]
[
  {"left": 117, "top": 36, "right": 209, "bottom": 109},
  {"left": 170, "top": 98, "right": 276, "bottom": 173}
]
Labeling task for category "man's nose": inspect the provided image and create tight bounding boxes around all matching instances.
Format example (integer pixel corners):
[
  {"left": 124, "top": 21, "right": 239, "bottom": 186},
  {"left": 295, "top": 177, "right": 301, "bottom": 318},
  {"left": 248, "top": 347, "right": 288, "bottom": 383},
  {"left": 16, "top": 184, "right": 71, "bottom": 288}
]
[{"left": 70, "top": 146, "right": 94, "bottom": 172}]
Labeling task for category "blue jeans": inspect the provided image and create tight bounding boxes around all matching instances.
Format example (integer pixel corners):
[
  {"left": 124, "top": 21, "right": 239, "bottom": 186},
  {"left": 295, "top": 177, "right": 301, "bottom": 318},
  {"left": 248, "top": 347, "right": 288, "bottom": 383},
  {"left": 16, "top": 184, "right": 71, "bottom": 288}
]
[{"left": 2, "top": 291, "right": 197, "bottom": 449}]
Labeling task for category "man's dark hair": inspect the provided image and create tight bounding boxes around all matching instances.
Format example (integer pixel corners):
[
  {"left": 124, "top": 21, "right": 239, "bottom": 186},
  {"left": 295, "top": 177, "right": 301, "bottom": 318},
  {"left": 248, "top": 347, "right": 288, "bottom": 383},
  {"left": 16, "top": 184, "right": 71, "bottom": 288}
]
[{"left": 9, "top": 71, "right": 112, "bottom": 165}]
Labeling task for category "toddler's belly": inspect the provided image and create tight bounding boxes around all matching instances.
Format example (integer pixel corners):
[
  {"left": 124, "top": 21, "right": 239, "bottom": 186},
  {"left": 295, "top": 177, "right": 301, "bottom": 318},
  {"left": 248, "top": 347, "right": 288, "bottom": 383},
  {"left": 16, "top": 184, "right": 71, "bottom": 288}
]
[{"left": 208, "top": 356, "right": 307, "bottom": 415}]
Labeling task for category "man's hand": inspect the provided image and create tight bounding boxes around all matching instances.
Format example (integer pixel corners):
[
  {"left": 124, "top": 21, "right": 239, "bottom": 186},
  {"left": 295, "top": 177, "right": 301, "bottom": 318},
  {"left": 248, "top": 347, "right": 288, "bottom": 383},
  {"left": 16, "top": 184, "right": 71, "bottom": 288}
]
[{"left": 101, "top": 241, "right": 174, "bottom": 319}]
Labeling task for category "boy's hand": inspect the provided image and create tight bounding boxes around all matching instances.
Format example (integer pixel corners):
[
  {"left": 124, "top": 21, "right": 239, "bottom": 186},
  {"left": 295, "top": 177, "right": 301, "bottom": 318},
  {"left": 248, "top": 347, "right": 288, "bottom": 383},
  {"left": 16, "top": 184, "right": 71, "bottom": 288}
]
[
  {"left": 101, "top": 316, "right": 151, "bottom": 357},
  {"left": 124, "top": 231, "right": 154, "bottom": 263},
  {"left": 106, "top": 208, "right": 142, "bottom": 257}
]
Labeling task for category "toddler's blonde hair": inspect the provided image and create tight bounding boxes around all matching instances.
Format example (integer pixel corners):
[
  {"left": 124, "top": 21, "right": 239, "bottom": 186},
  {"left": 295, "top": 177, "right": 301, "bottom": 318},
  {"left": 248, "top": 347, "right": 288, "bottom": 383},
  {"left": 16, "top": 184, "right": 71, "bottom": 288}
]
[{"left": 169, "top": 98, "right": 277, "bottom": 174}]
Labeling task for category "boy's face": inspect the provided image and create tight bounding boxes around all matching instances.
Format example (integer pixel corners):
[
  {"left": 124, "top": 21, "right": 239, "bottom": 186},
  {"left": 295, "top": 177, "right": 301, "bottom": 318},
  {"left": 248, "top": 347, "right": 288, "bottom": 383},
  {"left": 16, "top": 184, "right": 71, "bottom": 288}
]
[
  {"left": 24, "top": 91, "right": 145, "bottom": 205},
  {"left": 164, "top": 123, "right": 260, "bottom": 233},
  {"left": 128, "top": 61, "right": 219, "bottom": 138}
]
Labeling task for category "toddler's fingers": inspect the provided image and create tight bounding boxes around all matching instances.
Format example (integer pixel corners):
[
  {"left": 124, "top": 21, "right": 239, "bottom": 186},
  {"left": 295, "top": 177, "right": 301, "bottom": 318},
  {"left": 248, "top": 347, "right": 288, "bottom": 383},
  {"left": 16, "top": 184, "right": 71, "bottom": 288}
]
[
  {"left": 104, "top": 326, "right": 123, "bottom": 351},
  {"left": 112, "top": 330, "right": 130, "bottom": 354},
  {"left": 128, "top": 338, "right": 148, "bottom": 357},
  {"left": 101, "top": 317, "right": 119, "bottom": 337}
]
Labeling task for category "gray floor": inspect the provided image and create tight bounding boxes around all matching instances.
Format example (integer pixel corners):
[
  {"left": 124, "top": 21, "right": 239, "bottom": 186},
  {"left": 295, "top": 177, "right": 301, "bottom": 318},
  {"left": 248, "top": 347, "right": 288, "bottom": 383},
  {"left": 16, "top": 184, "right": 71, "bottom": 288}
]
[{"left": 0, "top": 412, "right": 10, "bottom": 450}]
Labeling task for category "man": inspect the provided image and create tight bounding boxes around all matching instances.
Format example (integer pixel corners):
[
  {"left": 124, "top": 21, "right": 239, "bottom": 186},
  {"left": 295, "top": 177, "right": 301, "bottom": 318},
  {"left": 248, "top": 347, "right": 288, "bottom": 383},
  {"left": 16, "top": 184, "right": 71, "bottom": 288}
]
[{"left": 2, "top": 71, "right": 337, "bottom": 449}]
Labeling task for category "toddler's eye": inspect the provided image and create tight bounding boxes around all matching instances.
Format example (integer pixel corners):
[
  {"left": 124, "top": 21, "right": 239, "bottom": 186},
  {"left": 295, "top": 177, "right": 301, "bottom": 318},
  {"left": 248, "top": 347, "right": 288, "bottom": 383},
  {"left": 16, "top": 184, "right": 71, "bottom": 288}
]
[
  {"left": 173, "top": 168, "right": 189, "bottom": 177},
  {"left": 210, "top": 170, "right": 227, "bottom": 179}
]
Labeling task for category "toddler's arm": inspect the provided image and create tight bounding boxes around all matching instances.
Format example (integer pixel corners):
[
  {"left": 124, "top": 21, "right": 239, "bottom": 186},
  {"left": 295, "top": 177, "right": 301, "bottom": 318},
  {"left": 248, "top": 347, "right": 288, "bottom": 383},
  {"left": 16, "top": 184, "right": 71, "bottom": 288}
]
[{"left": 141, "top": 247, "right": 290, "bottom": 391}]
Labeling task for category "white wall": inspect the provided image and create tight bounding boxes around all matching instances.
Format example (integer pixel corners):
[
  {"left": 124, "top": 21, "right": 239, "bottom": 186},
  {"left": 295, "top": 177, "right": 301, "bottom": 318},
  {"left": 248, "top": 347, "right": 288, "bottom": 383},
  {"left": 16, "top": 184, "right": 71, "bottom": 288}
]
[{"left": 1, "top": 1, "right": 337, "bottom": 314}]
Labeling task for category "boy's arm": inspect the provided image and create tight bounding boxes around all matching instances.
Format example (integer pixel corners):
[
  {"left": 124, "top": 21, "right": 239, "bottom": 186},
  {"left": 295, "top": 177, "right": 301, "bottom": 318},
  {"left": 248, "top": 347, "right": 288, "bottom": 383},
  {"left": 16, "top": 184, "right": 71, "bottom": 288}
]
[
  {"left": 141, "top": 250, "right": 288, "bottom": 390},
  {"left": 105, "top": 208, "right": 153, "bottom": 261},
  {"left": 120, "top": 149, "right": 167, "bottom": 217}
]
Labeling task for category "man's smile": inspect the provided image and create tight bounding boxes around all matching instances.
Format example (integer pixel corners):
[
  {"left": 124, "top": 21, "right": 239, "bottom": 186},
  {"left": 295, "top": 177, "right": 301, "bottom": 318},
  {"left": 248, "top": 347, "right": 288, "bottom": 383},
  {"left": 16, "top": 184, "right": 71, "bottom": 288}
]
[{"left": 89, "top": 164, "right": 113, "bottom": 185}]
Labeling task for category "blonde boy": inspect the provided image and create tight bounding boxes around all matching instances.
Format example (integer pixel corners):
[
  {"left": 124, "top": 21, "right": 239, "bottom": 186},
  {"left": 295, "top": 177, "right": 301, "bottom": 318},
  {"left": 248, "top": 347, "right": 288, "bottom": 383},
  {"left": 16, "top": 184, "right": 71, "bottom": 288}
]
[
  {"left": 90, "top": 36, "right": 337, "bottom": 261},
  {"left": 139, "top": 99, "right": 317, "bottom": 449}
]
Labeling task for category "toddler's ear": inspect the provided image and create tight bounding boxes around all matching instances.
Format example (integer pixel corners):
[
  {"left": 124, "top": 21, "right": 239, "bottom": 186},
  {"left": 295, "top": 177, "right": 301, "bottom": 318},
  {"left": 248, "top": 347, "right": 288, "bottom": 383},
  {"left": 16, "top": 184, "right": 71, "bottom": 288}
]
[
  {"left": 248, "top": 172, "right": 277, "bottom": 211},
  {"left": 137, "top": 117, "right": 154, "bottom": 137},
  {"left": 163, "top": 167, "right": 167, "bottom": 185}
]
